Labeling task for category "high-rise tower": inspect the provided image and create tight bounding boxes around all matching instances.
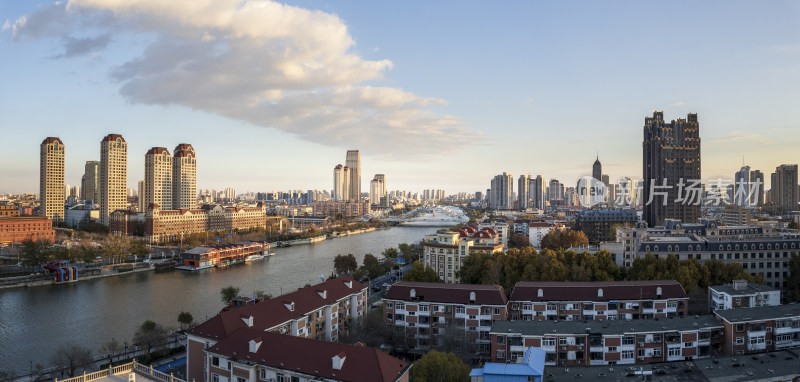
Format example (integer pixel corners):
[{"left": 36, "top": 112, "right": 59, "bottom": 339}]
[
  {"left": 345, "top": 150, "right": 361, "bottom": 201},
  {"left": 750, "top": 169, "right": 765, "bottom": 207},
  {"left": 145, "top": 147, "right": 172, "bottom": 211},
  {"left": 100, "top": 134, "right": 128, "bottom": 226},
  {"left": 172, "top": 143, "right": 197, "bottom": 209},
  {"left": 40, "top": 137, "right": 65, "bottom": 221},
  {"left": 593, "top": 156, "right": 602, "bottom": 181},
  {"left": 642, "top": 112, "right": 701, "bottom": 227},
  {"left": 490, "top": 172, "right": 513, "bottom": 210},
  {"left": 518, "top": 175, "right": 530, "bottom": 210},
  {"left": 333, "top": 164, "right": 345, "bottom": 201},
  {"left": 82, "top": 161, "right": 100, "bottom": 203},
  {"left": 771, "top": 164, "right": 798, "bottom": 213}
]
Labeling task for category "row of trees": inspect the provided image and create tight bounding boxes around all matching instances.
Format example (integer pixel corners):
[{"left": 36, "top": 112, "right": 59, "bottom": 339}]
[
  {"left": 457, "top": 247, "right": 761, "bottom": 294},
  {"left": 18, "top": 236, "right": 149, "bottom": 268},
  {"left": 332, "top": 243, "right": 424, "bottom": 281}
]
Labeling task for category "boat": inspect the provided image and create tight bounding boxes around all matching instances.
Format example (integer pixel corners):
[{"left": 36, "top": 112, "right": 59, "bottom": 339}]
[
  {"left": 175, "top": 263, "right": 213, "bottom": 271},
  {"left": 245, "top": 253, "right": 266, "bottom": 262}
]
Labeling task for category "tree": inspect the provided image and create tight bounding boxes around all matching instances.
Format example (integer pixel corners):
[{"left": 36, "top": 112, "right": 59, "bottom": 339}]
[
  {"left": 410, "top": 350, "right": 470, "bottom": 382},
  {"left": 508, "top": 233, "right": 531, "bottom": 249},
  {"left": 101, "top": 235, "right": 127, "bottom": 264},
  {"left": 540, "top": 229, "right": 589, "bottom": 251},
  {"left": 362, "top": 254, "right": 385, "bottom": 279},
  {"left": 220, "top": 286, "right": 240, "bottom": 305},
  {"left": 333, "top": 254, "right": 358, "bottom": 276},
  {"left": 403, "top": 262, "right": 442, "bottom": 283},
  {"left": 382, "top": 248, "right": 399, "bottom": 259},
  {"left": 398, "top": 243, "right": 423, "bottom": 262},
  {"left": 100, "top": 338, "right": 121, "bottom": 366},
  {"left": 253, "top": 290, "right": 273, "bottom": 300},
  {"left": 51, "top": 344, "right": 93, "bottom": 377},
  {"left": 787, "top": 254, "right": 800, "bottom": 302},
  {"left": 133, "top": 320, "right": 168, "bottom": 357},
  {"left": 128, "top": 239, "right": 149, "bottom": 260},
  {"left": 19, "top": 239, "right": 52, "bottom": 267},
  {"left": 177, "top": 311, "right": 194, "bottom": 330}
]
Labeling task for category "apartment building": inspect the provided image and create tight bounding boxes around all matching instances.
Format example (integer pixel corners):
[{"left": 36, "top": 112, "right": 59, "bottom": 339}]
[
  {"left": 204, "top": 327, "right": 410, "bottom": 382},
  {"left": 99, "top": 134, "right": 127, "bottom": 226},
  {"left": 187, "top": 276, "right": 367, "bottom": 382},
  {"left": 382, "top": 281, "right": 508, "bottom": 358},
  {"left": 491, "top": 315, "right": 725, "bottom": 366},
  {"left": 617, "top": 220, "right": 798, "bottom": 288},
  {"left": 708, "top": 279, "right": 781, "bottom": 311},
  {"left": 715, "top": 304, "right": 800, "bottom": 355},
  {"left": 508, "top": 281, "right": 689, "bottom": 321},
  {"left": 312, "top": 200, "right": 370, "bottom": 218},
  {"left": 39, "top": 137, "right": 65, "bottom": 222},
  {"left": 422, "top": 228, "right": 504, "bottom": 283},
  {"left": 0, "top": 216, "right": 55, "bottom": 245},
  {"left": 143, "top": 203, "right": 267, "bottom": 243},
  {"left": 477, "top": 220, "right": 510, "bottom": 249}
]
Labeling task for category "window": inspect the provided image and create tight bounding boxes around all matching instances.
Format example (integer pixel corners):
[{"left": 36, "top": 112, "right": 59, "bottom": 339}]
[
  {"left": 238, "top": 378, "right": 246, "bottom": 382},
  {"left": 497, "top": 350, "right": 506, "bottom": 359},
  {"left": 559, "top": 337, "right": 568, "bottom": 345},
  {"left": 542, "top": 338, "right": 556, "bottom": 347},
  {"left": 622, "top": 350, "right": 634, "bottom": 359},
  {"left": 211, "top": 356, "right": 219, "bottom": 367},
  {"left": 607, "top": 346, "right": 617, "bottom": 352},
  {"left": 736, "top": 324, "right": 745, "bottom": 332},
  {"left": 653, "top": 348, "right": 661, "bottom": 357},
  {"left": 735, "top": 337, "right": 744, "bottom": 345},
  {"left": 497, "top": 335, "right": 505, "bottom": 344},
  {"left": 455, "top": 307, "right": 465, "bottom": 314},
  {"left": 260, "top": 369, "right": 266, "bottom": 379},
  {"left": 684, "top": 342, "right": 693, "bottom": 347},
  {"left": 211, "top": 375, "right": 219, "bottom": 382},
  {"left": 668, "top": 348, "right": 680, "bottom": 357},
  {"left": 494, "top": 308, "right": 500, "bottom": 315},
  {"left": 622, "top": 336, "right": 635, "bottom": 345}
]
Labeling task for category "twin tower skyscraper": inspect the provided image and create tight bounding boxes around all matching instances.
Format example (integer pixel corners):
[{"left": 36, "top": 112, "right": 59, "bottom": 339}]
[{"left": 333, "top": 150, "right": 361, "bottom": 201}]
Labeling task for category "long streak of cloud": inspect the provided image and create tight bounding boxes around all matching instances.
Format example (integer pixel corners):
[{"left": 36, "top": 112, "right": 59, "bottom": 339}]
[{"left": 9, "top": 0, "right": 476, "bottom": 156}]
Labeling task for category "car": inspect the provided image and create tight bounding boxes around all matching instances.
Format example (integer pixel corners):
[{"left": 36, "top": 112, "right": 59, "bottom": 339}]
[{"left": 382, "top": 282, "right": 390, "bottom": 288}]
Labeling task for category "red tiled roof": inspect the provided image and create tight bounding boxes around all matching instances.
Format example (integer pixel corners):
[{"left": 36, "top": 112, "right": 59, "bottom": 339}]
[
  {"left": 510, "top": 280, "right": 688, "bottom": 302},
  {"left": 190, "top": 276, "right": 366, "bottom": 340},
  {"left": 207, "top": 328, "right": 410, "bottom": 382},
  {"left": 41, "top": 137, "right": 63, "bottom": 145},
  {"left": 384, "top": 281, "right": 507, "bottom": 305},
  {"left": 146, "top": 147, "right": 170, "bottom": 155},
  {"left": 101, "top": 134, "right": 126, "bottom": 143}
]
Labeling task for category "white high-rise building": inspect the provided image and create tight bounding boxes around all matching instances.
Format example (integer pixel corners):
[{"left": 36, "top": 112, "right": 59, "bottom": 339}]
[
  {"left": 172, "top": 143, "right": 197, "bottom": 209},
  {"left": 333, "top": 164, "right": 347, "bottom": 201},
  {"left": 370, "top": 174, "right": 387, "bottom": 205},
  {"left": 40, "top": 137, "right": 65, "bottom": 221},
  {"left": 145, "top": 147, "right": 172, "bottom": 211},
  {"left": 346, "top": 150, "right": 361, "bottom": 201},
  {"left": 100, "top": 134, "right": 128, "bottom": 226}
]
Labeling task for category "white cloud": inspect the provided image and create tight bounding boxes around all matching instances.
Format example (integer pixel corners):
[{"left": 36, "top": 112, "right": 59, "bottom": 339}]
[
  {"left": 671, "top": 101, "right": 686, "bottom": 106},
  {"left": 2, "top": 20, "right": 10, "bottom": 31},
  {"left": 9, "top": 0, "right": 476, "bottom": 156}
]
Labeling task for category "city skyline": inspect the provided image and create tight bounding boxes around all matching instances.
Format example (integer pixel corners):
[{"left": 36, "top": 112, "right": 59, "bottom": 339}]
[{"left": 1, "top": 1, "right": 799, "bottom": 193}]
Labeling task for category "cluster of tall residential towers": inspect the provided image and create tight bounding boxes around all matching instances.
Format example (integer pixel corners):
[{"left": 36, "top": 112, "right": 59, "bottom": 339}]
[{"left": 38, "top": 134, "right": 196, "bottom": 226}]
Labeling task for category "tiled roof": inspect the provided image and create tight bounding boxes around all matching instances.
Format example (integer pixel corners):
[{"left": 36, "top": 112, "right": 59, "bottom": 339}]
[
  {"left": 190, "top": 276, "right": 366, "bottom": 340},
  {"left": 510, "top": 280, "right": 687, "bottom": 302},
  {"left": 714, "top": 304, "right": 800, "bottom": 323},
  {"left": 101, "top": 134, "right": 126, "bottom": 142},
  {"left": 384, "top": 281, "right": 507, "bottom": 305},
  {"left": 41, "top": 137, "right": 63, "bottom": 145},
  {"left": 207, "top": 327, "right": 410, "bottom": 382},
  {"left": 146, "top": 147, "right": 170, "bottom": 155}
]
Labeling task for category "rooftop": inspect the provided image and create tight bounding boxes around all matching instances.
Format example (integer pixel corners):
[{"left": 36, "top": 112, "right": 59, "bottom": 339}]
[
  {"left": 207, "top": 327, "right": 410, "bottom": 382},
  {"left": 384, "top": 281, "right": 508, "bottom": 305},
  {"left": 491, "top": 315, "right": 723, "bottom": 336},
  {"left": 714, "top": 304, "right": 800, "bottom": 324},
  {"left": 709, "top": 282, "right": 780, "bottom": 297},
  {"left": 510, "top": 280, "right": 687, "bottom": 302},
  {"left": 190, "top": 276, "right": 365, "bottom": 340}
]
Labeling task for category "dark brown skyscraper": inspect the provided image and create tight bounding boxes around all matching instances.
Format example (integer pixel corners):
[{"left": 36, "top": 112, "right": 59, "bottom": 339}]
[{"left": 643, "top": 111, "right": 701, "bottom": 227}]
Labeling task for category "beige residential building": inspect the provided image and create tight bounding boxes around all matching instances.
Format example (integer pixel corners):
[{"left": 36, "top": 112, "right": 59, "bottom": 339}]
[
  {"left": 422, "top": 227, "right": 504, "bottom": 283},
  {"left": 39, "top": 137, "right": 65, "bottom": 221},
  {"left": 144, "top": 203, "right": 268, "bottom": 243},
  {"left": 100, "top": 134, "right": 128, "bottom": 226},
  {"left": 145, "top": 147, "right": 172, "bottom": 211},
  {"left": 172, "top": 143, "right": 196, "bottom": 209}
]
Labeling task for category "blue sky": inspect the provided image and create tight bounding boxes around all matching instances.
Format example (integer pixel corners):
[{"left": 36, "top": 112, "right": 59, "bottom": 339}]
[{"left": 1, "top": 1, "right": 799, "bottom": 194}]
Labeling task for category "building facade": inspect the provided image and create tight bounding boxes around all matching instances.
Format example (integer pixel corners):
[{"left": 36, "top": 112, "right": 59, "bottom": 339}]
[
  {"left": 507, "top": 280, "right": 689, "bottom": 321},
  {"left": 172, "top": 143, "right": 197, "bottom": 209},
  {"left": 771, "top": 164, "right": 798, "bottom": 213},
  {"left": 575, "top": 209, "right": 638, "bottom": 244},
  {"left": 490, "top": 172, "right": 513, "bottom": 210},
  {"left": 186, "top": 276, "right": 367, "bottom": 382},
  {"left": 100, "top": 134, "right": 128, "bottom": 226},
  {"left": 708, "top": 280, "right": 781, "bottom": 311},
  {"left": 422, "top": 229, "right": 504, "bottom": 283},
  {"left": 642, "top": 112, "right": 701, "bottom": 228},
  {"left": 383, "top": 281, "right": 508, "bottom": 358},
  {"left": 490, "top": 315, "right": 725, "bottom": 366},
  {"left": 312, "top": 200, "right": 370, "bottom": 218},
  {"left": 145, "top": 147, "right": 173, "bottom": 211},
  {"left": 143, "top": 203, "right": 267, "bottom": 243},
  {"left": 518, "top": 175, "right": 530, "bottom": 210},
  {"left": 0, "top": 216, "right": 55, "bottom": 245},
  {"left": 715, "top": 304, "right": 800, "bottom": 355},
  {"left": 531, "top": 175, "right": 546, "bottom": 210},
  {"left": 345, "top": 150, "right": 361, "bottom": 201},
  {"left": 39, "top": 137, "right": 65, "bottom": 222},
  {"left": 81, "top": 160, "right": 100, "bottom": 203}
]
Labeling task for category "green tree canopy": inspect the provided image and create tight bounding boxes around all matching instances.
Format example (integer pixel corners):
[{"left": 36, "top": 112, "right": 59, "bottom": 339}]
[
  {"left": 508, "top": 233, "right": 531, "bottom": 249},
  {"left": 333, "top": 253, "right": 358, "bottom": 276},
  {"left": 177, "top": 311, "right": 194, "bottom": 330},
  {"left": 19, "top": 239, "right": 53, "bottom": 267},
  {"left": 220, "top": 285, "right": 241, "bottom": 305},
  {"left": 403, "top": 261, "right": 443, "bottom": 283},
  {"left": 540, "top": 229, "right": 589, "bottom": 251},
  {"left": 410, "top": 350, "right": 470, "bottom": 382}
]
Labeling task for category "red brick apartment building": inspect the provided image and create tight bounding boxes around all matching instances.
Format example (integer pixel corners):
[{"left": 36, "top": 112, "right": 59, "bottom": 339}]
[
  {"left": 0, "top": 204, "right": 20, "bottom": 217},
  {"left": 715, "top": 304, "right": 800, "bottom": 355},
  {"left": 204, "top": 327, "right": 410, "bottom": 382},
  {"left": 0, "top": 216, "right": 55, "bottom": 245},
  {"left": 382, "top": 281, "right": 507, "bottom": 357},
  {"left": 187, "top": 276, "right": 367, "bottom": 382},
  {"left": 508, "top": 280, "right": 689, "bottom": 321},
  {"left": 491, "top": 315, "right": 725, "bottom": 366}
]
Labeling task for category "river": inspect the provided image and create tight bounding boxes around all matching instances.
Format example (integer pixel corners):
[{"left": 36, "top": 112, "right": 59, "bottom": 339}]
[{"left": 0, "top": 226, "right": 438, "bottom": 375}]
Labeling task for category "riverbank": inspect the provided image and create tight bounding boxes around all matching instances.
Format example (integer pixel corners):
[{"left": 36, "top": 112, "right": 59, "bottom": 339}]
[
  {"left": 0, "top": 264, "right": 155, "bottom": 290},
  {"left": 277, "top": 226, "right": 380, "bottom": 247}
]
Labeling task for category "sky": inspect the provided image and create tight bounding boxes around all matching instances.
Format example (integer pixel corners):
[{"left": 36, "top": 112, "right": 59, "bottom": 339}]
[{"left": 1, "top": 0, "right": 799, "bottom": 195}]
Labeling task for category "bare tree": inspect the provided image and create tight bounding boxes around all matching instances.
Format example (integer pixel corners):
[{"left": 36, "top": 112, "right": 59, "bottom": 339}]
[{"left": 51, "top": 344, "right": 93, "bottom": 377}]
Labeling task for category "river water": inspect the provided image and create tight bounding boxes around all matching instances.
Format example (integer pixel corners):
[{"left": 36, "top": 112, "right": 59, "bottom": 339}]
[{"left": 0, "top": 226, "right": 437, "bottom": 374}]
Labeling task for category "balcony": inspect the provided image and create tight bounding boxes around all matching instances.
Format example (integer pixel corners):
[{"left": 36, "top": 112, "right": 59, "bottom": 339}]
[{"left": 747, "top": 343, "right": 766, "bottom": 352}]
